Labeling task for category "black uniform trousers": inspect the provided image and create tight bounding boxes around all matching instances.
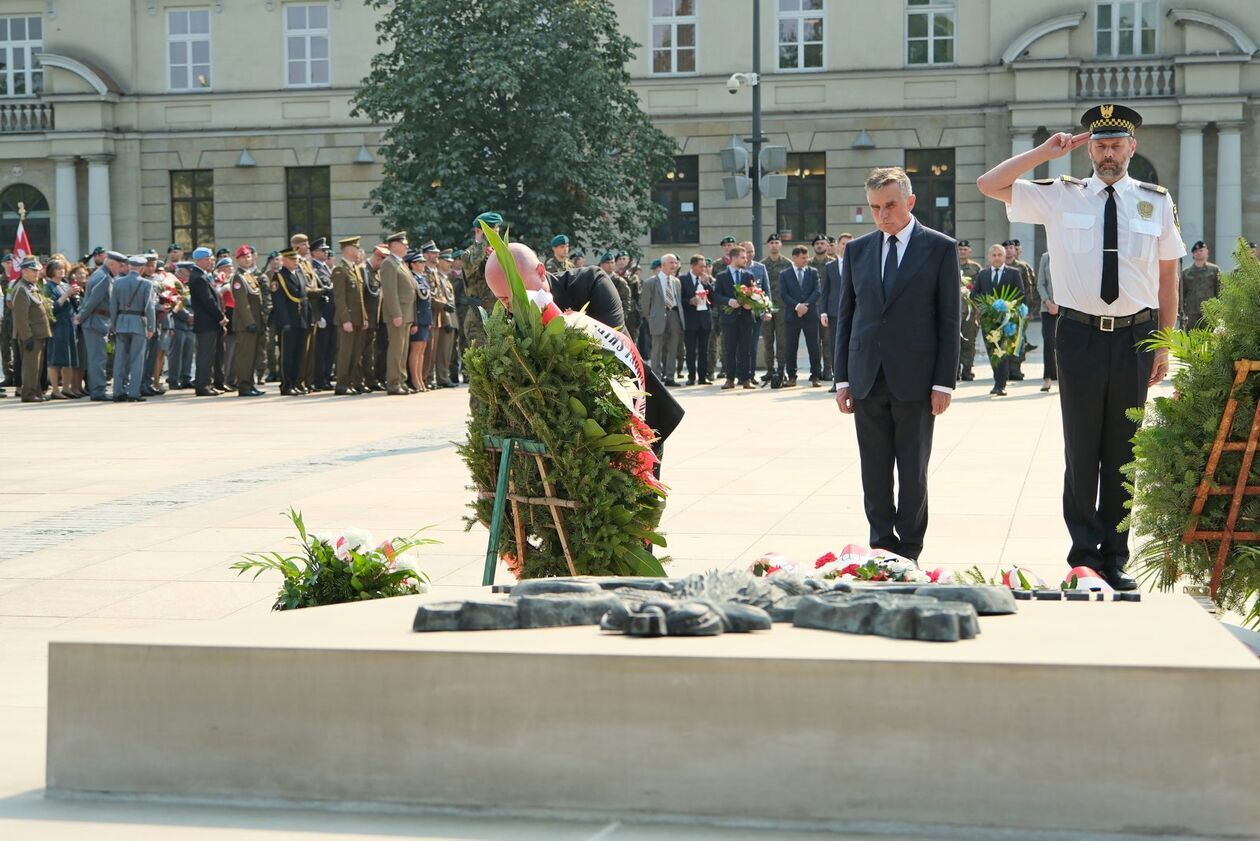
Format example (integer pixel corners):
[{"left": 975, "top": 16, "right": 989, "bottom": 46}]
[
  {"left": 983, "top": 339, "right": 1011, "bottom": 392},
  {"left": 853, "top": 369, "right": 935, "bottom": 560},
  {"left": 1055, "top": 314, "right": 1155, "bottom": 572},
  {"left": 721, "top": 313, "right": 754, "bottom": 382},
  {"left": 278, "top": 327, "right": 304, "bottom": 391},
  {"left": 194, "top": 331, "right": 218, "bottom": 390},
  {"left": 684, "top": 326, "right": 710, "bottom": 382},
  {"left": 1041, "top": 311, "right": 1058, "bottom": 381},
  {"left": 785, "top": 316, "right": 821, "bottom": 380}
]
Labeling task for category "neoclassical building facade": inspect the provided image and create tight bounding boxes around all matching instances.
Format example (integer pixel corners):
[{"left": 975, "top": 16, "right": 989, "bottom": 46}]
[{"left": 0, "top": 1, "right": 1256, "bottom": 266}]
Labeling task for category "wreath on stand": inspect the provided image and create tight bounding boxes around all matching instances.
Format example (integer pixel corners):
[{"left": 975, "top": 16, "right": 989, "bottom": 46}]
[
  {"left": 458, "top": 225, "right": 669, "bottom": 579},
  {"left": 1125, "top": 240, "right": 1260, "bottom": 626}
]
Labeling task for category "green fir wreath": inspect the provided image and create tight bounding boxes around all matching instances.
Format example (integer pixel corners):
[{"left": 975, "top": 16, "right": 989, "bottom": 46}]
[
  {"left": 458, "top": 223, "right": 669, "bottom": 579},
  {"left": 1124, "top": 240, "right": 1260, "bottom": 626}
]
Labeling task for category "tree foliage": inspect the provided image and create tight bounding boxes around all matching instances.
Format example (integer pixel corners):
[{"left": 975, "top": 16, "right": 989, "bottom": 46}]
[
  {"left": 1124, "top": 240, "right": 1260, "bottom": 626},
  {"left": 352, "top": 0, "right": 676, "bottom": 250}
]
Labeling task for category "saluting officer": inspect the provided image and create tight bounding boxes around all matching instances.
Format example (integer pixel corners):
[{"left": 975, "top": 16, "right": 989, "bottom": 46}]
[{"left": 978, "top": 103, "right": 1185, "bottom": 590}]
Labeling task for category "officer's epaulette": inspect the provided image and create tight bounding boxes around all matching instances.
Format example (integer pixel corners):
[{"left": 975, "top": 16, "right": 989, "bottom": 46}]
[
  {"left": 1031, "top": 178, "right": 1055, "bottom": 185},
  {"left": 1061, "top": 175, "right": 1088, "bottom": 188},
  {"left": 1137, "top": 181, "right": 1167, "bottom": 195}
]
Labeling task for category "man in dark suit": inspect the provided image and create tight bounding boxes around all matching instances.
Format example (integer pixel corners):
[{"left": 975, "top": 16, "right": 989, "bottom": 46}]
[
  {"left": 834, "top": 168, "right": 960, "bottom": 560},
  {"left": 188, "top": 247, "right": 227, "bottom": 397},
  {"left": 818, "top": 232, "right": 852, "bottom": 390},
  {"left": 678, "top": 254, "right": 713, "bottom": 385},
  {"left": 711, "top": 244, "right": 756, "bottom": 390},
  {"left": 970, "top": 243, "right": 1022, "bottom": 397},
  {"left": 780, "top": 245, "right": 823, "bottom": 386}
]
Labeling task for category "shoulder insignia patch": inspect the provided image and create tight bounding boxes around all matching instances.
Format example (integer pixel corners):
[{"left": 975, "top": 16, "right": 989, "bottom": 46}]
[
  {"left": 1138, "top": 181, "right": 1167, "bottom": 195},
  {"left": 1032, "top": 178, "right": 1055, "bottom": 185},
  {"left": 1061, "top": 175, "right": 1088, "bottom": 188}
]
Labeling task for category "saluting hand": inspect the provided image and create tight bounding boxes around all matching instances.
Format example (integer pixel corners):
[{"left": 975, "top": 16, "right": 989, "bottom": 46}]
[{"left": 1042, "top": 131, "right": 1090, "bottom": 159}]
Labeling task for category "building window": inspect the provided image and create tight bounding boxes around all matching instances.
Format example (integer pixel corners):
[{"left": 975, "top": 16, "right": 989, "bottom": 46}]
[
  {"left": 168, "top": 9, "right": 211, "bottom": 91},
  {"left": 0, "top": 16, "right": 43, "bottom": 97},
  {"left": 285, "top": 4, "right": 330, "bottom": 88},
  {"left": 904, "top": 149, "right": 954, "bottom": 237},
  {"left": 651, "top": 156, "right": 699, "bottom": 245},
  {"left": 650, "top": 0, "right": 696, "bottom": 76},
  {"left": 1096, "top": 1, "right": 1156, "bottom": 58},
  {"left": 0, "top": 184, "right": 50, "bottom": 257},
  {"left": 906, "top": 0, "right": 954, "bottom": 66},
  {"left": 777, "top": 0, "right": 824, "bottom": 71},
  {"left": 775, "top": 153, "right": 826, "bottom": 242},
  {"left": 170, "top": 170, "right": 215, "bottom": 251},
  {"left": 286, "top": 166, "right": 331, "bottom": 240}
]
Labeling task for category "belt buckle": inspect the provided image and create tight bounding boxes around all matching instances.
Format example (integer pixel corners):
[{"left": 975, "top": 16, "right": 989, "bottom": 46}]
[{"left": 1098, "top": 316, "right": 1115, "bottom": 332}]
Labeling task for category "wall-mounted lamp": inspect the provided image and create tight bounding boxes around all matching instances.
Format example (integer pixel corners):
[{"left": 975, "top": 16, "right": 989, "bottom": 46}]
[
  {"left": 236, "top": 149, "right": 257, "bottom": 167},
  {"left": 852, "top": 129, "right": 876, "bottom": 150}
]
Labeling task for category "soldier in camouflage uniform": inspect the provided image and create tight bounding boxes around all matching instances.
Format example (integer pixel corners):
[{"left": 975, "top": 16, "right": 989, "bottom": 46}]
[
  {"left": 461, "top": 211, "right": 502, "bottom": 349},
  {"left": 957, "top": 240, "right": 983, "bottom": 381},
  {"left": 760, "top": 232, "right": 792, "bottom": 380},
  {"left": 1179, "top": 240, "right": 1220, "bottom": 329},
  {"left": 1004, "top": 239, "right": 1036, "bottom": 377},
  {"left": 544, "top": 234, "right": 573, "bottom": 274},
  {"left": 600, "top": 251, "right": 633, "bottom": 334}
]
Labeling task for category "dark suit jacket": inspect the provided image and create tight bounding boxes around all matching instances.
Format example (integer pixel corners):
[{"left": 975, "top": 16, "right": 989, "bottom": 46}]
[
  {"left": 188, "top": 266, "right": 225, "bottom": 334},
  {"left": 780, "top": 266, "right": 821, "bottom": 322},
  {"left": 678, "top": 272, "right": 712, "bottom": 332},
  {"left": 711, "top": 267, "right": 753, "bottom": 324},
  {"left": 819, "top": 258, "right": 844, "bottom": 319},
  {"left": 834, "top": 220, "right": 960, "bottom": 401},
  {"left": 550, "top": 266, "right": 625, "bottom": 331},
  {"left": 970, "top": 266, "right": 1023, "bottom": 301}
]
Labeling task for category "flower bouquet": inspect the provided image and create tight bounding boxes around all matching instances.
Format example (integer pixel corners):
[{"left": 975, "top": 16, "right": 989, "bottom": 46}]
[
  {"left": 232, "top": 509, "right": 436, "bottom": 610},
  {"left": 976, "top": 288, "right": 1028, "bottom": 359},
  {"left": 731, "top": 281, "right": 774, "bottom": 317},
  {"left": 960, "top": 274, "right": 978, "bottom": 317},
  {"left": 813, "top": 544, "right": 940, "bottom": 583}
]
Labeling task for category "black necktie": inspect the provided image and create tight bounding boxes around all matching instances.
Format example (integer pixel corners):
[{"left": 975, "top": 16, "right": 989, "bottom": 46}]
[
  {"left": 1102, "top": 185, "right": 1119, "bottom": 304},
  {"left": 883, "top": 235, "right": 899, "bottom": 298}
]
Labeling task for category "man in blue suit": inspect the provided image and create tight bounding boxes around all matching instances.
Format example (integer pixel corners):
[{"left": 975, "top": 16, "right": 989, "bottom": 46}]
[
  {"left": 711, "top": 244, "right": 756, "bottom": 390},
  {"left": 834, "top": 168, "right": 960, "bottom": 560},
  {"left": 780, "top": 245, "right": 822, "bottom": 387}
]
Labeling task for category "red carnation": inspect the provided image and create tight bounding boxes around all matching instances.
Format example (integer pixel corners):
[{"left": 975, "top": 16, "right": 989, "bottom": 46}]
[
  {"left": 839, "top": 563, "right": 861, "bottom": 577},
  {"left": 814, "top": 551, "right": 837, "bottom": 569}
]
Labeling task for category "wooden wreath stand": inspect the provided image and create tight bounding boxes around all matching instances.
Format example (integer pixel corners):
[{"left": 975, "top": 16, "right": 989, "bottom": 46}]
[
  {"left": 1183, "top": 360, "right": 1260, "bottom": 597},
  {"left": 479, "top": 435, "right": 578, "bottom": 586}
]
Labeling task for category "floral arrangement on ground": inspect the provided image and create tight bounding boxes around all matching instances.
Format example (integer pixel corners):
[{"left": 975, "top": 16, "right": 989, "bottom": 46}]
[
  {"left": 458, "top": 224, "right": 668, "bottom": 579},
  {"left": 232, "top": 509, "right": 433, "bottom": 610},
  {"left": 1124, "top": 240, "right": 1260, "bottom": 626}
]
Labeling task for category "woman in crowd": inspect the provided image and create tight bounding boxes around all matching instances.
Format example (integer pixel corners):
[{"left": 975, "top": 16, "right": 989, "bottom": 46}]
[
  {"left": 406, "top": 250, "right": 432, "bottom": 393},
  {"left": 44, "top": 258, "right": 83, "bottom": 399},
  {"left": 68, "top": 262, "right": 90, "bottom": 397}
]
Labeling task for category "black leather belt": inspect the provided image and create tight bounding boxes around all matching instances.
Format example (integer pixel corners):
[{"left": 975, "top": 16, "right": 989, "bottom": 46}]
[{"left": 1059, "top": 307, "right": 1156, "bottom": 332}]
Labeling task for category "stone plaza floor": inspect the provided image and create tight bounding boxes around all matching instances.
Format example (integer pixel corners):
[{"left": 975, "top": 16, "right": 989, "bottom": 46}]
[{"left": 0, "top": 337, "right": 1193, "bottom": 840}]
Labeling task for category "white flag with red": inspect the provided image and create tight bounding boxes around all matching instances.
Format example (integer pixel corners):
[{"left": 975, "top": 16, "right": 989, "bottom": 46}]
[{"left": 6, "top": 219, "right": 30, "bottom": 282}]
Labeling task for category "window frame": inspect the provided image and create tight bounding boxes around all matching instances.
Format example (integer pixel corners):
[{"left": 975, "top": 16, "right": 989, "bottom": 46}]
[
  {"left": 775, "top": 152, "right": 827, "bottom": 244},
  {"left": 903, "top": 148, "right": 955, "bottom": 237},
  {"left": 776, "top": 0, "right": 825, "bottom": 73},
  {"left": 167, "top": 8, "right": 213, "bottom": 93},
  {"left": 0, "top": 183, "right": 51, "bottom": 257},
  {"left": 0, "top": 15, "right": 44, "bottom": 98},
  {"left": 905, "top": 0, "right": 955, "bottom": 67},
  {"left": 285, "top": 166, "right": 332, "bottom": 241},
  {"left": 170, "top": 170, "right": 215, "bottom": 252},
  {"left": 650, "top": 155, "right": 700, "bottom": 246},
  {"left": 648, "top": 0, "right": 698, "bottom": 77},
  {"left": 1094, "top": 0, "right": 1158, "bottom": 58},
  {"left": 283, "top": 3, "right": 332, "bottom": 89}
]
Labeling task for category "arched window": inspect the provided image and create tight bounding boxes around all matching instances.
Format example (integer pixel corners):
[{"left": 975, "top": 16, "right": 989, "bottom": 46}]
[
  {"left": 0, "top": 183, "right": 50, "bottom": 257},
  {"left": 1128, "top": 153, "right": 1158, "bottom": 186}
]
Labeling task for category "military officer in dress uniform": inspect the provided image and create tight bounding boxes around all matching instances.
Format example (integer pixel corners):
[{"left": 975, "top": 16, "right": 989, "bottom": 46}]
[
  {"left": 271, "top": 248, "right": 310, "bottom": 395},
  {"left": 78, "top": 250, "right": 125, "bottom": 400},
  {"left": 978, "top": 103, "right": 1184, "bottom": 590},
  {"left": 379, "top": 231, "right": 416, "bottom": 395},
  {"left": 461, "top": 212, "right": 502, "bottom": 349},
  {"left": 360, "top": 244, "right": 387, "bottom": 390},
  {"left": 1179, "top": 240, "right": 1220, "bottom": 329},
  {"left": 331, "top": 236, "right": 369, "bottom": 395},
  {"left": 110, "top": 255, "right": 157, "bottom": 402},
  {"left": 440, "top": 248, "right": 464, "bottom": 385},
  {"left": 545, "top": 235, "right": 573, "bottom": 274},
  {"left": 309, "top": 237, "right": 336, "bottom": 390},
  {"left": 11, "top": 257, "right": 52, "bottom": 402},
  {"left": 958, "top": 240, "right": 983, "bottom": 381},
  {"left": 760, "top": 232, "right": 792, "bottom": 382},
  {"left": 421, "top": 241, "right": 455, "bottom": 388},
  {"left": 229, "top": 252, "right": 266, "bottom": 397},
  {"left": 291, "top": 234, "right": 322, "bottom": 391}
]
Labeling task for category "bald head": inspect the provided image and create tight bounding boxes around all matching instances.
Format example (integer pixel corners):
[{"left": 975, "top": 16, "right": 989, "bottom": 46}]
[{"left": 485, "top": 242, "right": 550, "bottom": 309}]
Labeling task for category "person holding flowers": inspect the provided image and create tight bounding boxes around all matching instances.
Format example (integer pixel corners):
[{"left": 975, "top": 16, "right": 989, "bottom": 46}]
[
  {"left": 711, "top": 244, "right": 758, "bottom": 390},
  {"left": 971, "top": 243, "right": 1027, "bottom": 397}
]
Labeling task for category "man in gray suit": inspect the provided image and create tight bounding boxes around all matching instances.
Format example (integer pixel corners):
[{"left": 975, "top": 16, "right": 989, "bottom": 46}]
[
  {"left": 77, "top": 250, "right": 126, "bottom": 401},
  {"left": 109, "top": 255, "right": 157, "bottom": 402},
  {"left": 641, "top": 253, "right": 683, "bottom": 386}
]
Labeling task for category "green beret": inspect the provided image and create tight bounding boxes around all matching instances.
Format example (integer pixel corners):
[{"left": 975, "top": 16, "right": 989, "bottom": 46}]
[
  {"left": 650, "top": 258, "right": 662, "bottom": 270},
  {"left": 719, "top": 235, "right": 736, "bottom": 245},
  {"left": 599, "top": 251, "right": 615, "bottom": 263},
  {"left": 450, "top": 249, "right": 464, "bottom": 260},
  {"left": 550, "top": 234, "right": 569, "bottom": 247},
  {"left": 474, "top": 211, "right": 503, "bottom": 228},
  {"left": 615, "top": 250, "right": 628, "bottom": 259}
]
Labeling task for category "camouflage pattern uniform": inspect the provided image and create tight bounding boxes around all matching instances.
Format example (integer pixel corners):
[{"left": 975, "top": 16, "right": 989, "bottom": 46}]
[
  {"left": 1179, "top": 261, "right": 1220, "bottom": 329},
  {"left": 544, "top": 255, "right": 573, "bottom": 274},
  {"left": 959, "top": 258, "right": 982, "bottom": 378},
  {"left": 760, "top": 253, "right": 792, "bottom": 377},
  {"left": 461, "top": 239, "right": 492, "bottom": 348}
]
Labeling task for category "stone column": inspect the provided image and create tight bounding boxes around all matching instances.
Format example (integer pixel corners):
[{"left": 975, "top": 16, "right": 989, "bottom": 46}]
[
  {"left": 52, "top": 156, "right": 80, "bottom": 259},
  {"left": 1009, "top": 131, "right": 1036, "bottom": 254},
  {"left": 1214, "top": 122, "right": 1243, "bottom": 263},
  {"left": 85, "top": 155, "right": 113, "bottom": 250},
  {"left": 1177, "top": 123, "right": 1205, "bottom": 258}
]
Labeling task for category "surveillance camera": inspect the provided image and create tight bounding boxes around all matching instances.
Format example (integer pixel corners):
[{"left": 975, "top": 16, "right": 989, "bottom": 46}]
[{"left": 727, "top": 74, "right": 742, "bottom": 94}]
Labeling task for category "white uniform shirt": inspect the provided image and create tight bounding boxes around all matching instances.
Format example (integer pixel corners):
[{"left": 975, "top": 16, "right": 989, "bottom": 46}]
[{"left": 1006, "top": 173, "right": 1185, "bottom": 316}]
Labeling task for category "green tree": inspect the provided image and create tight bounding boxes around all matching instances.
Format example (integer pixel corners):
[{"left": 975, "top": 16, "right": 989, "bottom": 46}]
[{"left": 352, "top": 0, "right": 676, "bottom": 251}]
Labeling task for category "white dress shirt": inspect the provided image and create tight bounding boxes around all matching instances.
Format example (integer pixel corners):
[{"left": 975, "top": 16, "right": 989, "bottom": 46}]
[{"left": 1006, "top": 173, "right": 1184, "bottom": 316}]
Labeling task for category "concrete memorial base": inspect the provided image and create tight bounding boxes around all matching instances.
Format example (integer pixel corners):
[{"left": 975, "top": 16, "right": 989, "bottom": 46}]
[{"left": 46, "top": 589, "right": 1260, "bottom": 838}]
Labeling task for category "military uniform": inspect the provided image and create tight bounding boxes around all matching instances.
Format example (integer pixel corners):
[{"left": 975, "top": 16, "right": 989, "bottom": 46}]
[
  {"left": 379, "top": 234, "right": 416, "bottom": 394},
  {"left": 810, "top": 251, "right": 834, "bottom": 379},
  {"left": 426, "top": 264, "right": 455, "bottom": 387},
  {"left": 1179, "top": 260, "right": 1220, "bottom": 328},
  {"left": 109, "top": 259, "right": 157, "bottom": 401},
  {"left": 332, "top": 245, "right": 369, "bottom": 394},
  {"left": 761, "top": 249, "right": 792, "bottom": 378},
  {"left": 10, "top": 264, "right": 52, "bottom": 402},
  {"left": 544, "top": 255, "right": 573, "bottom": 274},
  {"left": 1013, "top": 256, "right": 1040, "bottom": 316},
  {"left": 461, "top": 238, "right": 492, "bottom": 348},
  {"left": 360, "top": 257, "right": 386, "bottom": 389},
  {"left": 229, "top": 267, "right": 264, "bottom": 396},
  {"left": 959, "top": 256, "right": 983, "bottom": 379},
  {"left": 295, "top": 254, "right": 323, "bottom": 390},
  {"left": 270, "top": 257, "right": 309, "bottom": 394}
]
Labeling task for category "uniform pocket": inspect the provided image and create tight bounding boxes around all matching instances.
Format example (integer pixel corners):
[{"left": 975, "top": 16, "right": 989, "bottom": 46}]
[
  {"left": 1063, "top": 213, "right": 1095, "bottom": 253},
  {"left": 1127, "top": 218, "right": 1161, "bottom": 262}
]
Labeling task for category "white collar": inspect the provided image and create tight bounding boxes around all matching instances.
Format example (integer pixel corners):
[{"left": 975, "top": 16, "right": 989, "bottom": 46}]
[
  {"left": 1088, "top": 173, "right": 1135, "bottom": 196},
  {"left": 885, "top": 217, "right": 916, "bottom": 245}
]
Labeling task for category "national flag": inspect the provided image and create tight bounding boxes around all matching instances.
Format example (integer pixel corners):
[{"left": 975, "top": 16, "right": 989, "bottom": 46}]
[{"left": 5, "top": 219, "right": 30, "bottom": 282}]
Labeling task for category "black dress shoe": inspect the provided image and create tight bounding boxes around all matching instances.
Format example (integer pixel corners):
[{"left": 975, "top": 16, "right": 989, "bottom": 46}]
[
  {"left": 827, "top": 385, "right": 837, "bottom": 393},
  {"left": 1009, "top": 373, "right": 1025, "bottom": 381},
  {"left": 194, "top": 388, "right": 219, "bottom": 397},
  {"left": 130, "top": 396, "right": 147, "bottom": 402},
  {"left": 113, "top": 394, "right": 128, "bottom": 402},
  {"left": 281, "top": 387, "right": 299, "bottom": 396},
  {"left": 699, "top": 378, "right": 713, "bottom": 385},
  {"left": 990, "top": 388, "right": 1007, "bottom": 397},
  {"left": 663, "top": 379, "right": 678, "bottom": 387},
  {"left": 1105, "top": 569, "right": 1138, "bottom": 591},
  {"left": 960, "top": 372, "right": 975, "bottom": 381}
]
